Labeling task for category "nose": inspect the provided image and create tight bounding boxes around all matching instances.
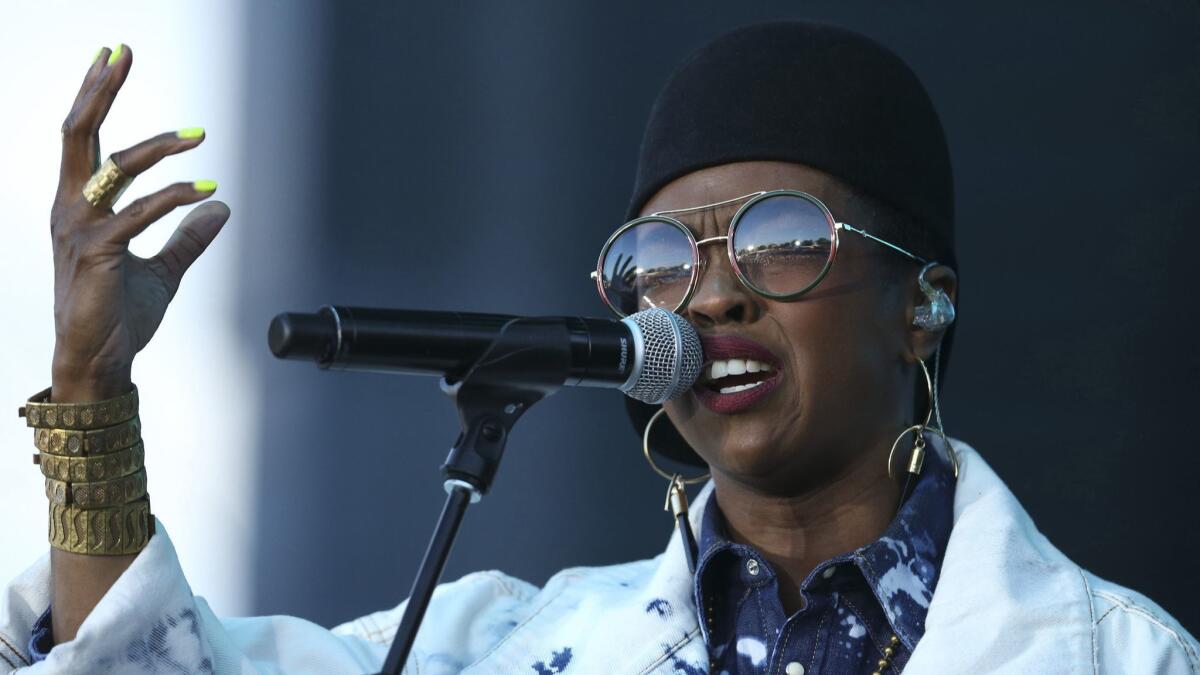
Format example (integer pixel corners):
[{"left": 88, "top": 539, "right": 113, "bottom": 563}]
[{"left": 684, "top": 238, "right": 761, "bottom": 327}]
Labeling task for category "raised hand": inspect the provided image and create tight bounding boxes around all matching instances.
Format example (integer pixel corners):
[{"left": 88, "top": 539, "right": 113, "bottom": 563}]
[
  {"left": 46, "top": 45, "right": 233, "bottom": 643},
  {"left": 51, "top": 44, "right": 230, "bottom": 401}
]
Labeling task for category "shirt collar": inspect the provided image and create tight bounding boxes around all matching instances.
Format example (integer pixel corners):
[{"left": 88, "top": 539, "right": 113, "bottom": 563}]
[
  {"left": 694, "top": 434, "right": 957, "bottom": 649},
  {"left": 855, "top": 435, "right": 956, "bottom": 647}
]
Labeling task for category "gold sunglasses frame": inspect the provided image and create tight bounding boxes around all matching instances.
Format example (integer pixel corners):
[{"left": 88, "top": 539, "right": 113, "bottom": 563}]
[{"left": 591, "top": 189, "right": 931, "bottom": 318}]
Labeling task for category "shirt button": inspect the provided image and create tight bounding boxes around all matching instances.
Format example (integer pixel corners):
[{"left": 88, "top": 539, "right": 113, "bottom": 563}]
[
  {"left": 822, "top": 566, "right": 836, "bottom": 579},
  {"left": 785, "top": 662, "right": 805, "bottom": 675},
  {"left": 746, "top": 558, "right": 761, "bottom": 576}
]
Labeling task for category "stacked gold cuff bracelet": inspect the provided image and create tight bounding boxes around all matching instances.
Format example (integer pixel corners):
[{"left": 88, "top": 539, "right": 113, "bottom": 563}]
[
  {"left": 36, "top": 441, "right": 145, "bottom": 482},
  {"left": 34, "top": 416, "right": 141, "bottom": 456},
  {"left": 21, "top": 385, "right": 152, "bottom": 555},
  {"left": 20, "top": 386, "right": 138, "bottom": 430},
  {"left": 45, "top": 468, "right": 148, "bottom": 508},
  {"left": 48, "top": 499, "right": 152, "bottom": 556}
]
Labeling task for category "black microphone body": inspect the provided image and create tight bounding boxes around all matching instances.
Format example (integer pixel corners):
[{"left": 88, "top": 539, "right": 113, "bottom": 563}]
[{"left": 269, "top": 306, "right": 637, "bottom": 389}]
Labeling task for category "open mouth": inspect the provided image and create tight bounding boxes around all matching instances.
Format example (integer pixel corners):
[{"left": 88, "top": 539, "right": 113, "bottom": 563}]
[
  {"left": 694, "top": 334, "right": 784, "bottom": 414},
  {"left": 702, "top": 358, "right": 776, "bottom": 394}
]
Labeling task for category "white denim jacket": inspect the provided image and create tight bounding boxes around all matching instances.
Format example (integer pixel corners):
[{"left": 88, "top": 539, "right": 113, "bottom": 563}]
[{"left": 2, "top": 438, "right": 1197, "bottom": 674}]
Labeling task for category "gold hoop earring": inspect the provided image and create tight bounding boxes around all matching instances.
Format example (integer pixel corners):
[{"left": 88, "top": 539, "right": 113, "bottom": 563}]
[
  {"left": 643, "top": 407, "right": 710, "bottom": 484},
  {"left": 643, "top": 407, "right": 709, "bottom": 573},
  {"left": 886, "top": 354, "right": 960, "bottom": 481}
]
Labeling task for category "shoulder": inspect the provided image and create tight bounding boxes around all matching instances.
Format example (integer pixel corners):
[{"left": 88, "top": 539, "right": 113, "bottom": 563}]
[
  {"left": 940, "top": 439, "right": 1199, "bottom": 674},
  {"left": 333, "top": 557, "right": 664, "bottom": 669},
  {"left": 1083, "top": 572, "right": 1200, "bottom": 674},
  {"left": 333, "top": 569, "right": 540, "bottom": 648}
]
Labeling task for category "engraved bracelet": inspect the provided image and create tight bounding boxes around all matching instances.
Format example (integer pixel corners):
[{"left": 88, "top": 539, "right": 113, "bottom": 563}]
[
  {"left": 36, "top": 441, "right": 144, "bottom": 482},
  {"left": 33, "top": 416, "right": 141, "bottom": 457},
  {"left": 45, "top": 468, "right": 148, "bottom": 508},
  {"left": 48, "top": 498, "right": 153, "bottom": 556},
  {"left": 20, "top": 386, "right": 138, "bottom": 430}
]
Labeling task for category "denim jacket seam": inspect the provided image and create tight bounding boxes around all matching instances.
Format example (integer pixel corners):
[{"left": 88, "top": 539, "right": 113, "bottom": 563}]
[
  {"left": 635, "top": 626, "right": 702, "bottom": 675},
  {"left": 1092, "top": 588, "right": 1200, "bottom": 669},
  {"left": 364, "top": 570, "right": 537, "bottom": 646},
  {"left": 0, "top": 630, "right": 28, "bottom": 668},
  {"left": 1078, "top": 568, "right": 1099, "bottom": 675},
  {"left": 462, "top": 575, "right": 583, "bottom": 670},
  {"left": 474, "top": 570, "right": 521, "bottom": 597},
  {"left": 408, "top": 646, "right": 421, "bottom": 675},
  {"left": 0, "top": 647, "right": 18, "bottom": 671},
  {"left": 754, "top": 587, "right": 771, "bottom": 653},
  {"left": 1094, "top": 604, "right": 1120, "bottom": 626},
  {"left": 769, "top": 609, "right": 800, "bottom": 675},
  {"left": 805, "top": 606, "right": 832, "bottom": 675},
  {"left": 362, "top": 615, "right": 390, "bottom": 645}
]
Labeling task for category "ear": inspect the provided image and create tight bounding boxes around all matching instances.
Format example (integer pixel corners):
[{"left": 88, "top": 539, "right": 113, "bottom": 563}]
[{"left": 905, "top": 263, "right": 958, "bottom": 363}]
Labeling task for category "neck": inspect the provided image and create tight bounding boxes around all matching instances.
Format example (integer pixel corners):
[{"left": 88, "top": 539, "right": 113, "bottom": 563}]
[{"left": 710, "top": 446, "right": 900, "bottom": 613}]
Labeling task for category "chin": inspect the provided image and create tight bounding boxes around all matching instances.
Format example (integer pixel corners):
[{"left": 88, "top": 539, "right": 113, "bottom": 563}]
[{"left": 692, "top": 431, "right": 801, "bottom": 483}]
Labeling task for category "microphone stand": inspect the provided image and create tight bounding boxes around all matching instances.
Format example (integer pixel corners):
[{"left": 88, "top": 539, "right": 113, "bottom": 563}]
[{"left": 377, "top": 318, "right": 572, "bottom": 675}]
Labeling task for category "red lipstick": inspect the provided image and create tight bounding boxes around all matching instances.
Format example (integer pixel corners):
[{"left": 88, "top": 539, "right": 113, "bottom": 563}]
[{"left": 694, "top": 334, "right": 783, "bottom": 414}]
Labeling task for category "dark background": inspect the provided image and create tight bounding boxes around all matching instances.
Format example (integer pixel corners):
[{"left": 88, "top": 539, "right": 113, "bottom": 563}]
[{"left": 237, "top": 0, "right": 1200, "bottom": 636}]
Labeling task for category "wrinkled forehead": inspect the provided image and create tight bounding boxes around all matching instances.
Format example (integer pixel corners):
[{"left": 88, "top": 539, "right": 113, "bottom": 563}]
[
  {"left": 636, "top": 161, "right": 851, "bottom": 225},
  {"left": 647, "top": 192, "right": 761, "bottom": 233}
]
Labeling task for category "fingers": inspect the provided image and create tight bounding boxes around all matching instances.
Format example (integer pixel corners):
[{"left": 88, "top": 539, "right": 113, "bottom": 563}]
[
  {"left": 59, "top": 44, "right": 133, "bottom": 194},
  {"left": 148, "top": 201, "right": 231, "bottom": 297},
  {"left": 109, "top": 181, "right": 219, "bottom": 243},
  {"left": 111, "top": 129, "right": 206, "bottom": 178},
  {"left": 69, "top": 48, "right": 109, "bottom": 119}
]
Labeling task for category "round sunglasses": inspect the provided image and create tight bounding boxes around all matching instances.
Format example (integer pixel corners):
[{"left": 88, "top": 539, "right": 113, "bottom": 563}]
[{"left": 592, "top": 190, "right": 931, "bottom": 317}]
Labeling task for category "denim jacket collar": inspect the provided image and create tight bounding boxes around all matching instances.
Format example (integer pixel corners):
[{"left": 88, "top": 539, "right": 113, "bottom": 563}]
[
  {"left": 4, "top": 437, "right": 1195, "bottom": 674},
  {"left": 462, "top": 437, "right": 1099, "bottom": 674}
]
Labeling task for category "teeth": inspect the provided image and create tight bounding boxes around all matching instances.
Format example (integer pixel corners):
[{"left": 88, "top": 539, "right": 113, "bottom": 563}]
[
  {"left": 718, "top": 381, "right": 764, "bottom": 395},
  {"left": 707, "top": 359, "right": 774, "bottom": 381}
]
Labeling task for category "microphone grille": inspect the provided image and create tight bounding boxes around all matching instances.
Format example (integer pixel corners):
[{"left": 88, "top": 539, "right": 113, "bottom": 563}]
[{"left": 622, "top": 308, "right": 703, "bottom": 404}]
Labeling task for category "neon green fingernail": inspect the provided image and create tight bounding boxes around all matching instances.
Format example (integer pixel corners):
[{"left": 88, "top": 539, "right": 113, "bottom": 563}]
[
  {"left": 177, "top": 127, "right": 206, "bottom": 140},
  {"left": 193, "top": 180, "right": 217, "bottom": 193},
  {"left": 92, "top": 47, "right": 104, "bottom": 64},
  {"left": 107, "top": 44, "right": 124, "bottom": 65}
]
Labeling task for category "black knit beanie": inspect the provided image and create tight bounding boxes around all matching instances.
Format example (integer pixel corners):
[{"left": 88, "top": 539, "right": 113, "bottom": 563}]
[{"left": 623, "top": 20, "right": 958, "bottom": 467}]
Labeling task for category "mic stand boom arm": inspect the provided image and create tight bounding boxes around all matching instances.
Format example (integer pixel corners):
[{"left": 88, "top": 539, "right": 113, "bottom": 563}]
[{"left": 377, "top": 317, "right": 572, "bottom": 675}]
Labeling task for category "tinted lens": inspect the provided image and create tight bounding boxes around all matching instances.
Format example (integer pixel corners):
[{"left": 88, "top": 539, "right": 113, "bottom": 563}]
[
  {"left": 598, "top": 219, "right": 695, "bottom": 316},
  {"left": 731, "top": 193, "right": 834, "bottom": 296}
]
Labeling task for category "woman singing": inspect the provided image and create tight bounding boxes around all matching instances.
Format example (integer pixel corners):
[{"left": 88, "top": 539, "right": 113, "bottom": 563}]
[{"left": 3, "top": 20, "right": 1196, "bottom": 675}]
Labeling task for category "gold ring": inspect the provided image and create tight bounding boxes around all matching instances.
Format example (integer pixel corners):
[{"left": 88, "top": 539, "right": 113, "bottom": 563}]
[{"left": 81, "top": 156, "right": 132, "bottom": 209}]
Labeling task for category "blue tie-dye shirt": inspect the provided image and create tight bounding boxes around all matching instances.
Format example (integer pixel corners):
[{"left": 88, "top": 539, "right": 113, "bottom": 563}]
[{"left": 695, "top": 446, "right": 956, "bottom": 675}]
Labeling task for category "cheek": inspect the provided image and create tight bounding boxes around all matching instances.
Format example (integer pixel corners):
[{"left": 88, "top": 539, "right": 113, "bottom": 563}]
[{"left": 772, "top": 301, "right": 892, "bottom": 423}]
